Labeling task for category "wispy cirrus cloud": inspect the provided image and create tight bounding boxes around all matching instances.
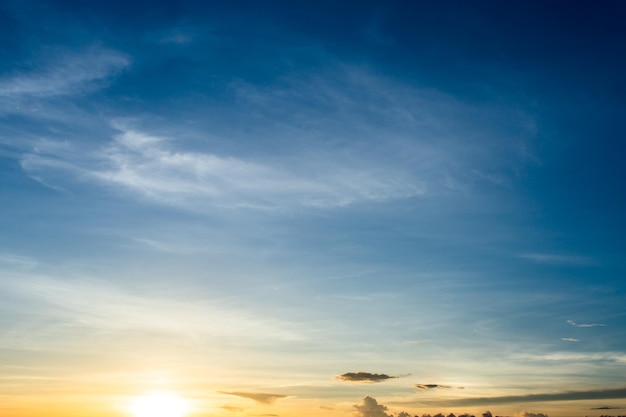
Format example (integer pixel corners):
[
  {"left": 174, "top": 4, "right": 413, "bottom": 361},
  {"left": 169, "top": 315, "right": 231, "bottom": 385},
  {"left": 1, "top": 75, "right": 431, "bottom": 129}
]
[
  {"left": 0, "top": 253, "right": 38, "bottom": 269},
  {"left": 218, "top": 391, "right": 287, "bottom": 404},
  {"left": 517, "top": 351, "right": 626, "bottom": 363},
  {"left": 0, "top": 47, "right": 129, "bottom": 99},
  {"left": 519, "top": 253, "right": 594, "bottom": 266},
  {"left": 21, "top": 123, "right": 425, "bottom": 210},
  {"left": 336, "top": 372, "right": 406, "bottom": 383},
  {"left": 560, "top": 338, "right": 580, "bottom": 342},
  {"left": 567, "top": 320, "right": 606, "bottom": 328},
  {"left": 0, "top": 274, "right": 303, "bottom": 349}
]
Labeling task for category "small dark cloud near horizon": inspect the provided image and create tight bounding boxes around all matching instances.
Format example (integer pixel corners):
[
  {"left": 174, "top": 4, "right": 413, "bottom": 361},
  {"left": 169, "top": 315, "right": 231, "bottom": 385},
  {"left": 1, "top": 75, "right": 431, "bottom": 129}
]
[
  {"left": 567, "top": 320, "right": 606, "bottom": 328},
  {"left": 415, "top": 383, "right": 465, "bottom": 391},
  {"left": 354, "top": 396, "right": 395, "bottom": 417},
  {"left": 337, "top": 372, "right": 408, "bottom": 383},
  {"left": 218, "top": 391, "right": 287, "bottom": 404},
  {"left": 591, "top": 406, "right": 624, "bottom": 410}
]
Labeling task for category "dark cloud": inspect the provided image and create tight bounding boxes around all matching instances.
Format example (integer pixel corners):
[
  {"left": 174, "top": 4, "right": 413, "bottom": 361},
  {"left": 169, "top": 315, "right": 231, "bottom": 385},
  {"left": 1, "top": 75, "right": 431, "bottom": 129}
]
[
  {"left": 590, "top": 406, "right": 624, "bottom": 410},
  {"left": 415, "top": 384, "right": 464, "bottom": 391},
  {"left": 338, "top": 372, "right": 405, "bottom": 383},
  {"left": 567, "top": 320, "right": 606, "bottom": 328},
  {"left": 445, "top": 387, "right": 626, "bottom": 406},
  {"left": 218, "top": 391, "right": 287, "bottom": 404}
]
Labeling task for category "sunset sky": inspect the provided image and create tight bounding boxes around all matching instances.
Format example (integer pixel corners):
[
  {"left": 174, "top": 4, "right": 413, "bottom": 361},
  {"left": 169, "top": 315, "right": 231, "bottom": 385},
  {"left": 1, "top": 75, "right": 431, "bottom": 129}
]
[{"left": 1, "top": 1, "right": 625, "bottom": 417}]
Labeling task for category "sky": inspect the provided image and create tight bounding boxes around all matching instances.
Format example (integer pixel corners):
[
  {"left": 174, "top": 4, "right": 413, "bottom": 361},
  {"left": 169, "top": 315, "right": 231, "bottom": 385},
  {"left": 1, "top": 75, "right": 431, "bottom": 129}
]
[{"left": 1, "top": 1, "right": 625, "bottom": 417}]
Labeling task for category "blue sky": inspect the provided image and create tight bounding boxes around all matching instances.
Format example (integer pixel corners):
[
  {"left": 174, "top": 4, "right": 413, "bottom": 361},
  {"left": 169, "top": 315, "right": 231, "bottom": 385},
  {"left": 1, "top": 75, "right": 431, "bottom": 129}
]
[{"left": 1, "top": 1, "right": 625, "bottom": 417}]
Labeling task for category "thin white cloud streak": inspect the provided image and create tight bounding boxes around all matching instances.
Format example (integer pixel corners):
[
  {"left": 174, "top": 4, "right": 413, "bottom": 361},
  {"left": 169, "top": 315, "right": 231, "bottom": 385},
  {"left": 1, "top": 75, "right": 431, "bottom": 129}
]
[
  {"left": 0, "top": 253, "right": 38, "bottom": 269},
  {"left": 516, "top": 352, "right": 626, "bottom": 364},
  {"left": 567, "top": 320, "right": 606, "bottom": 328},
  {"left": 519, "top": 253, "right": 594, "bottom": 266},
  {"left": 0, "top": 47, "right": 129, "bottom": 98}
]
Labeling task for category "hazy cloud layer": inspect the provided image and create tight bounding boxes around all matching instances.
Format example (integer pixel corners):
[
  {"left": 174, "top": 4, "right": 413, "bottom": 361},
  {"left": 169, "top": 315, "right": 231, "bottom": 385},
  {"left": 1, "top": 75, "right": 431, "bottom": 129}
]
[
  {"left": 337, "top": 372, "right": 403, "bottom": 383},
  {"left": 218, "top": 391, "right": 287, "bottom": 404}
]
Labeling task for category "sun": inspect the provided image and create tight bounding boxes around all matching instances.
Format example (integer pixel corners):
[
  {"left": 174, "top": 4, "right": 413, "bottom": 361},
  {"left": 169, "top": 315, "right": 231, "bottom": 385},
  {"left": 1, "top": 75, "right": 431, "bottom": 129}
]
[{"left": 131, "top": 392, "right": 189, "bottom": 417}]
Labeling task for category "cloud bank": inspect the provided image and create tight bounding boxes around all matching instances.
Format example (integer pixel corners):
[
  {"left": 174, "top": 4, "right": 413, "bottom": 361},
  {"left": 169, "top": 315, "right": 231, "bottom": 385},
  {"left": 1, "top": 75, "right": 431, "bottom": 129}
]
[{"left": 446, "top": 387, "right": 626, "bottom": 406}]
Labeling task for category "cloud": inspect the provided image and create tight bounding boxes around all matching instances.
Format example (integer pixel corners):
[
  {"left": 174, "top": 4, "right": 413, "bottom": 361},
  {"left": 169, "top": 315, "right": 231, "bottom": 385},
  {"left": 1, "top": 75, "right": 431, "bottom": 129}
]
[
  {"left": 218, "top": 391, "right": 287, "bottom": 404},
  {"left": 518, "top": 253, "right": 593, "bottom": 266},
  {"left": 21, "top": 123, "right": 425, "bottom": 210},
  {"left": 590, "top": 406, "right": 624, "bottom": 410},
  {"left": 445, "top": 387, "right": 626, "bottom": 406},
  {"left": 1, "top": 275, "right": 303, "bottom": 349},
  {"left": 415, "top": 384, "right": 464, "bottom": 391},
  {"left": 17, "top": 61, "right": 537, "bottom": 211},
  {"left": 0, "top": 47, "right": 129, "bottom": 98},
  {"left": 567, "top": 320, "right": 606, "bottom": 328},
  {"left": 514, "top": 413, "right": 548, "bottom": 417},
  {"left": 0, "top": 253, "right": 38, "bottom": 269},
  {"left": 221, "top": 405, "right": 244, "bottom": 412},
  {"left": 337, "top": 372, "right": 404, "bottom": 383},
  {"left": 353, "top": 396, "right": 393, "bottom": 417},
  {"left": 561, "top": 338, "right": 580, "bottom": 342},
  {"left": 518, "top": 352, "right": 626, "bottom": 363}
]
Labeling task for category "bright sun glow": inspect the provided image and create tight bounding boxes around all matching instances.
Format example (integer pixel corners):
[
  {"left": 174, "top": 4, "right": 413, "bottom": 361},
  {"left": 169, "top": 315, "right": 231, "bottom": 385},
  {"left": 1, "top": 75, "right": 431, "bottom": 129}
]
[{"left": 131, "top": 392, "right": 189, "bottom": 417}]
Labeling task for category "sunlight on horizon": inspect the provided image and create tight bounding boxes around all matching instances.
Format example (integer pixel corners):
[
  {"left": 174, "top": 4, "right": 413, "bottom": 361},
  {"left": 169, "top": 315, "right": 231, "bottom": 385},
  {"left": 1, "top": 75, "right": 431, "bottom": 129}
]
[{"left": 130, "top": 392, "right": 189, "bottom": 417}]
